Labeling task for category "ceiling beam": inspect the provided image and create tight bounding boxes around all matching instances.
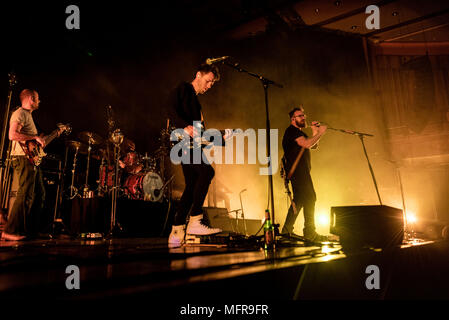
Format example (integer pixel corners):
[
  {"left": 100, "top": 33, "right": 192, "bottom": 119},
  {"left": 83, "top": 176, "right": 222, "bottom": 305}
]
[
  {"left": 365, "top": 8, "right": 449, "bottom": 37},
  {"left": 383, "top": 22, "right": 449, "bottom": 42},
  {"left": 311, "top": 0, "right": 397, "bottom": 27}
]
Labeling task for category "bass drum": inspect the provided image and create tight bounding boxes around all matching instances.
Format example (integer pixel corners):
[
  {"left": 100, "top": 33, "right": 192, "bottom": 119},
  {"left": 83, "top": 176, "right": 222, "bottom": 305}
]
[{"left": 124, "top": 171, "right": 164, "bottom": 202}]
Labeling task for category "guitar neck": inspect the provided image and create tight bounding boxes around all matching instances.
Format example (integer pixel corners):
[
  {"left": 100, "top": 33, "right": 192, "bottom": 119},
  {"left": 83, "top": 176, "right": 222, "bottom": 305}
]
[{"left": 44, "top": 128, "right": 60, "bottom": 146}]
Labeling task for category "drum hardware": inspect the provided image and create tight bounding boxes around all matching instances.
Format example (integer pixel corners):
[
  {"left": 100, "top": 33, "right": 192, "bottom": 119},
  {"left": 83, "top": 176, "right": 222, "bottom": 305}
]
[
  {"left": 108, "top": 129, "right": 124, "bottom": 237},
  {"left": 153, "top": 175, "right": 174, "bottom": 200},
  {"left": 66, "top": 140, "right": 82, "bottom": 200},
  {"left": 48, "top": 159, "right": 69, "bottom": 237},
  {"left": 142, "top": 152, "right": 151, "bottom": 171},
  {"left": 109, "top": 129, "right": 124, "bottom": 145},
  {"left": 141, "top": 152, "right": 157, "bottom": 172},
  {"left": 78, "top": 132, "right": 103, "bottom": 199}
]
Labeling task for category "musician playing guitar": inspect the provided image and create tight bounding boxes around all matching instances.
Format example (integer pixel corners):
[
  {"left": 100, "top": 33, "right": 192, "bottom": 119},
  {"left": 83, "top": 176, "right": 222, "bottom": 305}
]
[
  {"left": 166, "top": 63, "right": 230, "bottom": 246},
  {"left": 1, "top": 89, "right": 64, "bottom": 241}
]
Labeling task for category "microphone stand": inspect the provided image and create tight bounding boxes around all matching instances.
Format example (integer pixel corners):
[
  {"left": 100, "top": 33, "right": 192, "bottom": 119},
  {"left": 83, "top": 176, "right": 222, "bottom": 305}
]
[
  {"left": 223, "top": 60, "right": 283, "bottom": 238},
  {"left": 0, "top": 73, "right": 17, "bottom": 218},
  {"left": 239, "top": 189, "right": 247, "bottom": 236},
  {"left": 326, "top": 124, "right": 382, "bottom": 205}
]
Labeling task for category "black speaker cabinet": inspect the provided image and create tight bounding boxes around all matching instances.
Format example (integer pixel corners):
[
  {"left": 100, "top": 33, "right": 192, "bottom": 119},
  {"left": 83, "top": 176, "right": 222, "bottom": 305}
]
[{"left": 330, "top": 205, "right": 404, "bottom": 248}]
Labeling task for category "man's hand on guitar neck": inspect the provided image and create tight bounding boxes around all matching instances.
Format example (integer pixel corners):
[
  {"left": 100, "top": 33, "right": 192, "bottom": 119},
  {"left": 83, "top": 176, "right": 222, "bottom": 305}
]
[{"left": 57, "top": 127, "right": 65, "bottom": 137}]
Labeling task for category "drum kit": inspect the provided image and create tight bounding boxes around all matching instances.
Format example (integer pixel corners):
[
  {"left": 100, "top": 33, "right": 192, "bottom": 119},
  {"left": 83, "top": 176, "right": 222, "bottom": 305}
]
[{"left": 64, "top": 129, "right": 170, "bottom": 203}]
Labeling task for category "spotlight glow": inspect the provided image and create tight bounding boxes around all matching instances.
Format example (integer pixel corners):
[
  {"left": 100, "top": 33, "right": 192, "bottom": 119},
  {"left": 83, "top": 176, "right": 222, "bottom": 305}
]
[
  {"left": 406, "top": 211, "right": 417, "bottom": 224},
  {"left": 317, "top": 212, "right": 330, "bottom": 227}
]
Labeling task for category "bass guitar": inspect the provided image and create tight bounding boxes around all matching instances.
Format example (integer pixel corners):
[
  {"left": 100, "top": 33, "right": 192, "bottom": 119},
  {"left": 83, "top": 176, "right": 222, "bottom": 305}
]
[{"left": 19, "top": 123, "right": 72, "bottom": 166}]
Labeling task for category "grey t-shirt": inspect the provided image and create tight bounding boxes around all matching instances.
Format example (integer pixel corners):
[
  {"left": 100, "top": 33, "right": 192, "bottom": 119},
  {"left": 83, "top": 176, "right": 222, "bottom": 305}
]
[{"left": 10, "top": 107, "right": 38, "bottom": 156}]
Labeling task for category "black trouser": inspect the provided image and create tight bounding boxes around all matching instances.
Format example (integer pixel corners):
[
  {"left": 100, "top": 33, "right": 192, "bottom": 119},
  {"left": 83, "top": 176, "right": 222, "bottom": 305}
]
[
  {"left": 173, "top": 161, "right": 215, "bottom": 226},
  {"left": 5, "top": 156, "right": 45, "bottom": 236},
  {"left": 281, "top": 172, "right": 317, "bottom": 237}
]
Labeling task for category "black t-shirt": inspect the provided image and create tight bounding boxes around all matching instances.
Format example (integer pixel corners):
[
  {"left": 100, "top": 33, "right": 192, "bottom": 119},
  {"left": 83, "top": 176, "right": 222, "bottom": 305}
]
[
  {"left": 282, "top": 125, "right": 311, "bottom": 176},
  {"left": 167, "top": 82, "right": 202, "bottom": 130},
  {"left": 166, "top": 82, "right": 225, "bottom": 151}
]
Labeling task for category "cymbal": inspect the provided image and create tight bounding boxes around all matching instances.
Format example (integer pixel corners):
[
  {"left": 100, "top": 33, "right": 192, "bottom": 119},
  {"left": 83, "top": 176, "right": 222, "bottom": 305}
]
[
  {"left": 78, "top": 131, "right": 104, "bottom": 145},
  {"left": 65, "top": 140, "right": 88, "bottom": 154}
]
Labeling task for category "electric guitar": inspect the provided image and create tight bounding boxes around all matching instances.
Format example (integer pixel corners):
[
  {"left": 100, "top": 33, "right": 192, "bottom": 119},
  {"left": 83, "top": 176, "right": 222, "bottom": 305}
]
[
  {"left": 19, "top": 123, "right": 72, "bottom": 166},
  {"left": 170, "top": 121, "right": 242, "bottom": 149}
]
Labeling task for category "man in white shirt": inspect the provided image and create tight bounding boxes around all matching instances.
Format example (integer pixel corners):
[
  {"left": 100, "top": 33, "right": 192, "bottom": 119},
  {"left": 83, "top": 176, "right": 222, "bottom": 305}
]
[{"left": 2, "top": 89, "right": 46, "bottom": 241}]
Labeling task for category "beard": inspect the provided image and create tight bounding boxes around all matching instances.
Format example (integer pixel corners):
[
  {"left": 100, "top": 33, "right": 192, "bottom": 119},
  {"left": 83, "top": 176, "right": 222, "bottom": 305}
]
[{"left": 296, "top": 119, "right": 306, "bottom": 128}]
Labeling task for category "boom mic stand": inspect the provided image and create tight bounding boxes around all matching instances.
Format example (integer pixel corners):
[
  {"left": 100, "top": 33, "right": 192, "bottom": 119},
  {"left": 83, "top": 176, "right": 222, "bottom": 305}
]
[
  {"left": 222, "top": 60, "right": 283, "bottom": 238},
  {"left": 325, "top": 124, "right": 382, "bottom": 205},
  {"left": 0, "top": 73, "right": 17, "bottom": 220}
]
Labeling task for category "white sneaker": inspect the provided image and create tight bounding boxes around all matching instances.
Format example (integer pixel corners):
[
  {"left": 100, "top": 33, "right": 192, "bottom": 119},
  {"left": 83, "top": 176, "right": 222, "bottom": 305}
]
[
  {"left": 186, "top": 214, "right": 222, "bottom": 235},
  {"left": 168, "top": 225, "right": 185, "bottom": 246}
]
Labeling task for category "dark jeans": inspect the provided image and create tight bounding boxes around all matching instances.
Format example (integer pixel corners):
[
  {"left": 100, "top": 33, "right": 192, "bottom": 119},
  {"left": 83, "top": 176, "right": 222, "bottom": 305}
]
[
  {"left": 281, "top": 172, "right": 317, "bottom": 237},
  {"left": 173, "top": 162, "right": 215, "bottom": 226},
  {"left": 5, "top": 156, "right": 45, "bottom": 236}
]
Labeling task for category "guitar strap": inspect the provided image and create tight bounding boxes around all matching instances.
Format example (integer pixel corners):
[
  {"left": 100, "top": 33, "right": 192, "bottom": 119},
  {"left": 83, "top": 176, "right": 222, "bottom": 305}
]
[{"left": 287, "top": 147, "right": 305, "bottom": 180}]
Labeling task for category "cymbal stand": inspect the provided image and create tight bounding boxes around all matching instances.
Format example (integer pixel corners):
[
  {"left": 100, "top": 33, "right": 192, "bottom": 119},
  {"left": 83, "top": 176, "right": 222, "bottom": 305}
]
[
  {"left": 82, "top": 136, "right": 93, "bottom": 198},
  {"left": 108, "top": 130, "right": 124, "bottom": 237},
  {"left": 68, "top": 146, "right": 80, "bottom": 199}
]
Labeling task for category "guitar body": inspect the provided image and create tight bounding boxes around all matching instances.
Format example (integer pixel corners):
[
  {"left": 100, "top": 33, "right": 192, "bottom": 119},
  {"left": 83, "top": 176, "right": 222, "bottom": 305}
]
[
  {"left": 171, "top": 127, "right": 242, "bottom": 149},
  {"left": 19, "top": 140, "right": 47, "bottom": 166},
  {"left": 19, "top": 123, "right": 71, "bottom": 166}
]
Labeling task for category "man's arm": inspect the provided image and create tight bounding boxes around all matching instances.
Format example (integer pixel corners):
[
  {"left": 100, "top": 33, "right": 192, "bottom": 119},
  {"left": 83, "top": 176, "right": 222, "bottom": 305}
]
[
  {"left": 9, "top": 121, "right": 45, "bottom": 147},
  {"left": 295, "top": 125, "right": 327, "bottom": 149}
]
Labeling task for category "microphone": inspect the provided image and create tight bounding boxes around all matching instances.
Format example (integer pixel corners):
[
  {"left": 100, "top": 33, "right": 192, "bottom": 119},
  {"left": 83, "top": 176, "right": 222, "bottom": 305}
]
[
  {"left": 308, "top": 121, "right": 328, "bottom": 128},
  {"left": 206, "top": 56, "right": 229, "bottom": 65},
  {"left": 239, "top": 188, "right": 247, "bottom": 194}
]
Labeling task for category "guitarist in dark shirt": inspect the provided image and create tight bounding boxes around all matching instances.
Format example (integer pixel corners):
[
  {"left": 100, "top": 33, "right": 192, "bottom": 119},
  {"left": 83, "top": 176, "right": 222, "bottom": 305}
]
[
  {"left": 167, "top": 63, "right": 224, "bottom": 246},
  {"left": 2, "top": 89, "right": 61, "bottom": 240},
  {"left": 281, "top": 106, "right": 328, "bottom": 242}
]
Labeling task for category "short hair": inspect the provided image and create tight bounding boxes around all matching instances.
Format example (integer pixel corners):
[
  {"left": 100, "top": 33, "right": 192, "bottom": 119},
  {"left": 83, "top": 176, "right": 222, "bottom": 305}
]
[
  {"left": 196, "top": 63, "right": 220, "bottom": 81},
  {"left": 19, "top": 89, "right": 37, "bottom": 103},
  {"left": 288, "top": 106, "right": 304, "bottom": 119}
]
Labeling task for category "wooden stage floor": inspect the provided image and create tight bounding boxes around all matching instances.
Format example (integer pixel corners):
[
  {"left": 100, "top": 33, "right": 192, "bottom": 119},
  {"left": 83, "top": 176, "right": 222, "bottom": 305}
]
[{"left": 1, "top": 233, "right": 449, "bottom": 306}]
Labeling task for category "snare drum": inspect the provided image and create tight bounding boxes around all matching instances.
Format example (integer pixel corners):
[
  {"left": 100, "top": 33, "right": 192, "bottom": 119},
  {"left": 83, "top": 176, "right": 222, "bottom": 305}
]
[{"left": 123, "top": 171, "right": 164, "bottom": 202}]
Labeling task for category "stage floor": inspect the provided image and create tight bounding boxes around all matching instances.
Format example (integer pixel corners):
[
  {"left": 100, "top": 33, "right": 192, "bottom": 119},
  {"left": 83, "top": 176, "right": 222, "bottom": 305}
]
[{"left": 1, "top": 233, "right": 449, "bottom": 304}]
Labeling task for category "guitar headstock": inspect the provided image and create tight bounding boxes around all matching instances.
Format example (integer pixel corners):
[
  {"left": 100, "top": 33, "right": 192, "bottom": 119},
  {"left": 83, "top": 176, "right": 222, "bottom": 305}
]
[
  {"left": 8, "top": 72, "right": 17, "bottom": 88},
  {"left": 57, "top": 123, "right": 72, "bottom": 135}
]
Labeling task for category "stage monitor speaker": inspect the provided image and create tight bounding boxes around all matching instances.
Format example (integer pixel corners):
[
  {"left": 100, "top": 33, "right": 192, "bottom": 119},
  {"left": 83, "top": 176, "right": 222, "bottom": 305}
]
[
  {"left": 330, "top": 205, "right": 404, "bottom": 249},
  {"left": 203, "top": 207, "right": 262, "bottom": 235}
]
